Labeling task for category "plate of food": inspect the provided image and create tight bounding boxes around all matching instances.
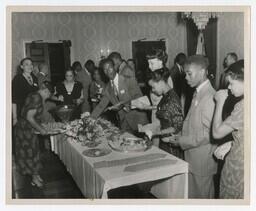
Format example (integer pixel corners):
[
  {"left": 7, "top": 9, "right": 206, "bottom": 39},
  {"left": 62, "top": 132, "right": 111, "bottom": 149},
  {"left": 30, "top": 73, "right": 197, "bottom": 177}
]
[
  {"left": 82, "top": 148, "right": 112, "bottom": 157},
  {"left": 34, "top": 122, "right": 67, "bottom": 135},
  {"left": 108, "top": 135, "right": 152, "bottom": 153}
]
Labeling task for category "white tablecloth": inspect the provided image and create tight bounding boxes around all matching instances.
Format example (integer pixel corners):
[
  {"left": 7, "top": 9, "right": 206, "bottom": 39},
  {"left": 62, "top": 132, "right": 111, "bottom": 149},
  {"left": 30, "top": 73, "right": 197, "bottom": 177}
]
[{"left": 50, "top": 134, "right": 188, "bottom": 199}]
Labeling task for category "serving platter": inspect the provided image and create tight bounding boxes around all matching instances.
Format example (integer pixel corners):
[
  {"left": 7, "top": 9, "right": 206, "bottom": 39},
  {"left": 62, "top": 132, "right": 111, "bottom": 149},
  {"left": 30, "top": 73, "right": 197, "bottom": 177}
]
[
  {"left": 82, "top": 148, "right": 112, "bottom": 157},
  {"left": 108, "top": 136, "right": 152, "bottom": 153}
]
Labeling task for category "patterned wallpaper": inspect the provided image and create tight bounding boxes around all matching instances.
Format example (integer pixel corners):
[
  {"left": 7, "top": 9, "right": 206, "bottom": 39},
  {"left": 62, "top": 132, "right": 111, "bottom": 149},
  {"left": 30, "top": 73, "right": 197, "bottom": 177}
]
[
  {"left": 11, "top": 12, "right": 187, "bottom": 77},
  {"left": 216, "top": 12, "right": 244, "bottom": 87},
  {"left": 12, "top": 12, "right": 244, "bottom": 84}
]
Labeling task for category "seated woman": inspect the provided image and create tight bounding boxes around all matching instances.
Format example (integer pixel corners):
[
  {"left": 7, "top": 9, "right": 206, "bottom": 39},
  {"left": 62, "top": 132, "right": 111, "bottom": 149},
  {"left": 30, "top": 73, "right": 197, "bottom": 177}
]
[
  {"left": 212, "top": 60, "right": 244, "bottom": 199},
  {"left": 53, "top": 69, "right": 84, "bottom": 119},
  {"left": 135, "top": 69, "right": 184, "bottom": 159},
  {"left": 14, "top": 81, "right": 54, "bottom": 188},
  {"left": 89, "top": 68, "right": 106, "bottom": 109}
]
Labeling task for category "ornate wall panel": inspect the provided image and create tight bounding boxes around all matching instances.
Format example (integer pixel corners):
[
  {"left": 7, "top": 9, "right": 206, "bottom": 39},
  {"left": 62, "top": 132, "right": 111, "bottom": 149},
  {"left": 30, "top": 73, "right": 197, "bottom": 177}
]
[{"left": 12, "top": 12, "right": 245, "bottom": 79}]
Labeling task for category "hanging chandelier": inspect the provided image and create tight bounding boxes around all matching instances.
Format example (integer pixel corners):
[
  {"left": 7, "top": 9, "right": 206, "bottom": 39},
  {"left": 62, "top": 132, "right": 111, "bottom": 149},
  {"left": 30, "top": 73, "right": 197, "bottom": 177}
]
[{"left": 182, "top": 12, "right": 219, "bottom": 30}]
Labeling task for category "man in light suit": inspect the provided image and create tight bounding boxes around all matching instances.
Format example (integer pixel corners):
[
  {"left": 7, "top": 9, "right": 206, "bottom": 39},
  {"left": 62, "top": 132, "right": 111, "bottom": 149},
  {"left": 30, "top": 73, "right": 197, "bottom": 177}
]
[
  {"left": 108, "top": 52, "right": 135, "bottom": 78},
  {"left": 168, "top": 55, "right": 217, "bottom": 198},
  {"left": 91, "top": 58, "right": 148, "bottom": 133}
]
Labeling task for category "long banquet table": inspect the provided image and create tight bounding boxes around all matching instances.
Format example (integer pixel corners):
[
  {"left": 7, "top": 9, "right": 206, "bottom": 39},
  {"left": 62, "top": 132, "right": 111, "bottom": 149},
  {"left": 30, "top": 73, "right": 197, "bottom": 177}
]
[{"left": 50, "top": 134, "right": 188, "bottom": 199}]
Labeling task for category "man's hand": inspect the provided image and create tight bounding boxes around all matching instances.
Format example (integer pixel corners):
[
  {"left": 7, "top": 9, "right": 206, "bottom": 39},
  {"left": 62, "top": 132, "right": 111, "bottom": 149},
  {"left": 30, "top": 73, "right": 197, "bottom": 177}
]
[
  {"left": 58, "top": 95, "right": 64, "bottom": 102},
  {"left": 108, "top": 102, "right": 124, "bottom": 111}
]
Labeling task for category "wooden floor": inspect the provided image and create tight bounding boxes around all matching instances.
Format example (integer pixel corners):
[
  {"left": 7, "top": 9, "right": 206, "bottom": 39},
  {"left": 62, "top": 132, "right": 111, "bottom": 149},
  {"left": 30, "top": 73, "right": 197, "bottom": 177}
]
[{"left": 12, "top": 151, "right": 155, "bottom": 199}]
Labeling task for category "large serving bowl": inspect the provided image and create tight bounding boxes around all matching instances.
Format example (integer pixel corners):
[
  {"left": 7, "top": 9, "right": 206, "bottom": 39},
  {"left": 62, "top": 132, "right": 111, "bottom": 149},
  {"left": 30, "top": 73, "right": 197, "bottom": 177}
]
[{"left": 49, "top": 104, "right": 77, "bottom": 123}]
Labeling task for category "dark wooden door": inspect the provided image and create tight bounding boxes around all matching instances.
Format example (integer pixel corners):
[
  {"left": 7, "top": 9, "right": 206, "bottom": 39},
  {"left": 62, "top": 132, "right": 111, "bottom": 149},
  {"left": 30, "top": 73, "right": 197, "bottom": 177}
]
[
  {"left": 132, "top": 41, "right": 166, "bottom": 84},
  {"left": 25, "top": 42, "right": 71, "bottom": 86}
]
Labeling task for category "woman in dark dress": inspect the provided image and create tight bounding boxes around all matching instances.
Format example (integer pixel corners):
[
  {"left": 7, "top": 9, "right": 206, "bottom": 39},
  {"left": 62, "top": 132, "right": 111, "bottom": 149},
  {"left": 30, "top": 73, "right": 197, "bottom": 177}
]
[
  {"left": 14, "top": 82, "right": 53, "bottom": 188},
  {"left": 12, "top": 58, "right": 39, "bottom": 125},
  {"left": 149, "top": 69, "right": 184, "bottom": 158},
  {"left": 53, "top": 69, "right": 84, "bottom": 119}
]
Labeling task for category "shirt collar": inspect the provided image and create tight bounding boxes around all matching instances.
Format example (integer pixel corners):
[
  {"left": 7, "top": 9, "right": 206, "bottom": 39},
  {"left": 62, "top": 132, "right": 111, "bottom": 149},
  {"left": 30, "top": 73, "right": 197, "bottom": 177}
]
[
  {"left": 39, "top": 72, "right": 46, "bottom": 76},
  {"left": 113, "top": 73, "right": 119, "bottom": 86},
  {"left": 196, "top": 79, "right": 209, "bottom": 93}
]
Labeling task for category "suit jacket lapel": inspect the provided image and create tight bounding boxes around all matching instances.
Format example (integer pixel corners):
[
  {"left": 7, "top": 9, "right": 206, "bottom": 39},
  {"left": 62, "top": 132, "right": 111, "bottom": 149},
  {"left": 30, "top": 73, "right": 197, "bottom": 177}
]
[
  {"left": 107, "top": 82, "right": 119, "bottom": 105},
  {"left": 185, "top": 81, "right": 213, "bottom": 120}
]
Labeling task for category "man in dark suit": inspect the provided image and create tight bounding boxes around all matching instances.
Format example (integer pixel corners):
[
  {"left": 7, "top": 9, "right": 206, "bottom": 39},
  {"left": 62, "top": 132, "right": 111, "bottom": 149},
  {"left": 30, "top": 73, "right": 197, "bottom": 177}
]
[
  {"left": 91, "top": 59, "right": 148, "bottom": 133},
  {"left": 170, "top": 53, "right": 194, "bottom": 117},
  {"left": 170, "top": 53, "right": 186, "bottom": 98},
  {"left": 108, "top": 52, "right": 135, "bottom": 78}
]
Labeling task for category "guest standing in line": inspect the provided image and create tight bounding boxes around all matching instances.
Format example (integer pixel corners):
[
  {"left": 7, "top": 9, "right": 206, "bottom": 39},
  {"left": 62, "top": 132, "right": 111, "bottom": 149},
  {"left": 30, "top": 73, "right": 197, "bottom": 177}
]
[
  {"left": 89, "top": 68, "right": 106, "bottom": 109},
  {"left": 213, "top": 60, "right": 244, "bottom": 199},
  {"left": 54, "top": 69, "right": 84, "bottom": 119},
  {"left": 166, "top": 55, "right": 217, "bottom": 198},
  {"left": 12, "top": 58, "right": 39, "bottom": 126},
  {"left": 14, "top": 82, "right": 54, "bottom": 188},
  {"left": 108, "top": 52, "right": 135, "bottom": 78},
  {"left": 136, "top": 69, "right": 184, "bottom": 158},
  {"left": 169, "top": 53, "right": 187, "bottom": 98},
  {"left": 127, "top": 58, "right": 136, "bottom": 72},
  {"left": 72, "top": 61, "right": 91, "bottom": 112},
  {"left": 36, "top": 63, "right": 49, "bottom": 88},
  {"left": 170, "top": 53, "right": 193, "bottom": 116},
  {"left": 146, "top": 49, "right": 173, "bottom": 124}
]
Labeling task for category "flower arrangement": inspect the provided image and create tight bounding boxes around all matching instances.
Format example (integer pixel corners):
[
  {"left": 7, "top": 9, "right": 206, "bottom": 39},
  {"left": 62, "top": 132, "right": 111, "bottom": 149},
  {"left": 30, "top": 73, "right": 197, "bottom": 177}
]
[{"left": 64, "top": 112, "right": 121, "bottom": 146}]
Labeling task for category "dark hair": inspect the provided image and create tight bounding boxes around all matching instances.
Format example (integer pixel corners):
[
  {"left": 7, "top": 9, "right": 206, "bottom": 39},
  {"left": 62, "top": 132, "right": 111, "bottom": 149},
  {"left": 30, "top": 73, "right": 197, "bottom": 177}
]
[
  {"left": 127, "top": 58, "right": 135, "bottom": 63},
  {"left": 226, "top": 59, "right": 244, "bottom": 81},
  {"left": 146, "top": 48, "right": 168, "bottom": 64},
  {"left": 227, "top": 52, "right": 238, "bottom": 62},
  {"left": 174, "top": 53, "right": 186, "bottom": 64},
  {"left": 92, "top": 67, "right": 103, "bottom": 80},
  {"left": 108, "top": 52, "right": 122, "bottom": 61},
  {"left": 71, "top": 61, "right": 82, "bottom": 70},
  {"left": 65, "top": 68, "right": 75, "bottom": 76},
  {"left": 101, "top": 58, "right": 114, "bottom": 67},
  {"left": 84, "top": 60, "right": 95, "bottom": 68},
  {"left": 184, "top": 55, "right": 209, "bottom": 70},
  {"left": 41, "top": 81, "right": 54, "bottom": 93},
  {"left": 150, "top": 68, "right": 170, "bottom": 83},
  {"left": 20, "top": 57, "right": 33, "bottom": 66}
]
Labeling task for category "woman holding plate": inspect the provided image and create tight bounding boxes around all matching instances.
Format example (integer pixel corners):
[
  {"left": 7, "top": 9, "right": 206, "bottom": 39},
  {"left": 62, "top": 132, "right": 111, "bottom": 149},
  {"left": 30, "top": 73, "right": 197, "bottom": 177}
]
[
  {"left": 135, "top": 56, "right": 184, "bottom": 158},
  {"left": 14, "top": 81, "right": 54, "bottom": 188}
]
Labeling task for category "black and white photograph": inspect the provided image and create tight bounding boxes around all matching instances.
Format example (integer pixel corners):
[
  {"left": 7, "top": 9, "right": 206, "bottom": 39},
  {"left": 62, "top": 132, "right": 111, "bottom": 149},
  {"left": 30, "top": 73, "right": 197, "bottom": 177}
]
[{"left": 4, "top": 4, "right": 252, "bottom": 206}]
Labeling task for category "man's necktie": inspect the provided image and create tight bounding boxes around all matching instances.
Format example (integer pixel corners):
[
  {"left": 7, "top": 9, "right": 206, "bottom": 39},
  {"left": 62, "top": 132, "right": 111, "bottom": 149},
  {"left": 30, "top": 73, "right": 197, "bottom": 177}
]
[
  {"left": 111, "top": 80, "right": 119, "bottom": 98},
  {"left": 193, "top": 90, "right": 198, "bottom": 106},
  {"left": 27, "top": 75, "right": 33, "bottom": 85}
]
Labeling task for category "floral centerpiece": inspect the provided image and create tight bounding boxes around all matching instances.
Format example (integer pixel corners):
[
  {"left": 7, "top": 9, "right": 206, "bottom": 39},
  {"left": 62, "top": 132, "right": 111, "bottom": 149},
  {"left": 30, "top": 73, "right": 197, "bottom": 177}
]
[{"left": 64, "top": 112, "right": 122, "bottom": 147}]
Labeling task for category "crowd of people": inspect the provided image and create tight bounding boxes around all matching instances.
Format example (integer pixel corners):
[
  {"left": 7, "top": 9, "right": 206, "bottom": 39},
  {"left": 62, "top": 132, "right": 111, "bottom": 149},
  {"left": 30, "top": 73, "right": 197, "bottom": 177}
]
[{"left": 12, "top": 49, "right": 244, "bottom": 199}]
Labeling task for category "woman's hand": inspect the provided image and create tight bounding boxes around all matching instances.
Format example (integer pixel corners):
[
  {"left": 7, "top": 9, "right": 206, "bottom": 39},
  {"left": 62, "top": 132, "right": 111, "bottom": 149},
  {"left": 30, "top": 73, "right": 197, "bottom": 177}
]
[
  {"left": 160, "top": 127, "right": 175, "bottom": 135},
  {"left": 76, "top": 98, "right": 84, "bottom": 105},
  {"left": 168, "top": 135, "right": 180, "bottom": 147},
  {"left": 58, "top": 95, "right": 64, "bottom": 102},
  {"left": 214, "top": 90, "right": 228, "bottom": 103},
  {"left": 39, "top": 128, "right": 48, "bottom": 135}
]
